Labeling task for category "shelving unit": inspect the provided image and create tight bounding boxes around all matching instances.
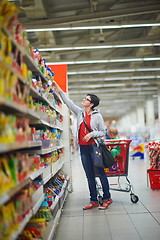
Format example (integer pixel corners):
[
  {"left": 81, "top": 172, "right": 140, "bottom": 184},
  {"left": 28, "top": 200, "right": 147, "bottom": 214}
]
[{"left": 0, "top": 2, "right": 71, "bottom": 239}]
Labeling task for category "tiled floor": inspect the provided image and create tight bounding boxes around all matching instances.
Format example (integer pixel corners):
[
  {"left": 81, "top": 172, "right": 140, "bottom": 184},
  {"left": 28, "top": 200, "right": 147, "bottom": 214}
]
[{"left": 53, "top": 151, "right": 160, "bottom": 240}]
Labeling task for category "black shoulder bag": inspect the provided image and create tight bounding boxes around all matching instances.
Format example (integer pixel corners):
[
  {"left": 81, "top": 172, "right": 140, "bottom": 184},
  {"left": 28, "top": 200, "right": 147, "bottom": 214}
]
[{"left": 82, "top": 113, "right": 116, "bottom": 168}]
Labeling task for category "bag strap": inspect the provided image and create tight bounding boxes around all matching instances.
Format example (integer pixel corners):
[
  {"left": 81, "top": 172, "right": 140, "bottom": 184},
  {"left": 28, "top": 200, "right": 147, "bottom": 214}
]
[
  {"left": 82, "top": 112, "right": 103, "bottom": 145},
  {"left": 82, "top": 112, "right": 92, "bottom": 133}
]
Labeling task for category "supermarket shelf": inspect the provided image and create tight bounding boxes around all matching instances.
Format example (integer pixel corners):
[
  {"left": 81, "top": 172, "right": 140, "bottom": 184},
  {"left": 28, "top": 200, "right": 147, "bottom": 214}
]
[
  {"left": 22, "top": 144, "right": 58, "bottom": 155},
  {"left": 30, "top": 118, "right": 57, "bottom": 129},
  {"left": 0, "top": 96, "right": 57, "bottom": 123},
  {"left": 42, "top": 93, "right": 56, "bottom": 110},
  {"left": 2, "top": 29, "right": 63, "bottom": 113},
  {"left": 42, "top": 209, "right": 61, "bottom": 240},
  {"left": 27, "top": 108, "right": 40, "bottom": 120},
  {"left": 2, "top": 26, "right": 48, "bottom": 84},
  {"left": 30, "top": 110, "right": 61, "bottom": 127},
  {"left": 32, "top": 193, "right": 44, "bottom": 215},
  {"left": 52, "top": 159, "right": 65, "bottom": 177},
  {"left": 54, "top": 104, "right": 63, "bottom": 116},
  {"left": 40, "top": 119, "right": 57, "bottom": 129},
  {"left": 0, "top": 96, "right": 26, "bottom": 114},
  {"left": 2, "top": 26, "right": 24, "bottom": 53},
  {"left": 0, "top": 140, "right": 42, "bottom": 153},
  {"left": 11, "top": 210, "right": 32, "bottom": 240},
  {"left": 0, "top": 56, "right": 28, "bottom": 86},
  {"left": 35, "top": 119, "right": 63, "bottom": 131},
  {"left": 30, "top": 87, "right": 51, "bottom": 105},
  {"left": 53, "top": 93, "right": 63, "bottom": 108},
  {"left": 29, "top": 167, "right": 44, "bottom": 180},
  {"left": 51, "top": 161, "right": 59, "bottom": 177},
  {"left": 23, "top": 54, "right": 47, "bottom": 83},
  {"left": 55, "top": 119, "right": 64, "bottom": 129},
  {"left": 32, "top": 185, "right": 44, "bottom": 215},
  {"left": 0, "top": 97, "right": 62, "bottom": 127},
  {"left": 55, "top": 125, "right": 63, "bottom": 131},
  {"left": 30, "top": 86, "right": 55, "bottom": 109},
  {"left": 42, "top": 179, "right": 69, "bottom": 240},
  {"left": 0, "top": 96, "right": 40, "bottom": 120},
  {"left": 0, "top": 178, "right": 31, "bottom": 206},
  {"left": 42, "top": 160, "right": 65, "bottom": 184},
  {"left": 36, "top": 146, "right": 57, "bottom": 155},
  {"left": 29, "top": 85, "right": 43, "bottom": 98},
  {"left": 57, "top": 160, "right": 65, "bottom": 172},
  {"left": 50, "top": 195, "right": 59, "bottom": 211},
  {"left": 30, "top": 86, "right": 63, "bottom": 118},
  {"left": 2, "top": 189, "right": 44, "bottom": 238},
  {"left": 57, "top": 145, "right": 65, "bottom": 150},
  {"left": 1, "top": 18, "right": 69, "bottom": 240},
  {"left": 59, "top": 179, "right": 68, "bottom": 196},
  {"left": 9, "top": 178, "right": 31, "bottom": 197},
  {"left": 43, "top": 166, "right": 52, "bottom": 184},
  {"left": 0, "top": 192, "right": 9, "bottom": 206},
  {"left": 9, "top": 188, "right": 44, "bottom": 240}
]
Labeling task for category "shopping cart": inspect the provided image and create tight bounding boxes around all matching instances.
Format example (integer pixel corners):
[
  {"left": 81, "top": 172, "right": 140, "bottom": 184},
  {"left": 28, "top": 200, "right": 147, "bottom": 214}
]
[{"left": 96, "top": 139, "right": 139, "bottom": 204}]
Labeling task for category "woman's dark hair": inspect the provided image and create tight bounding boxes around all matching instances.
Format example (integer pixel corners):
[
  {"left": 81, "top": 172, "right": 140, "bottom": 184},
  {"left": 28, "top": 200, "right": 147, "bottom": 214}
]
[{"left": 87, "top": 94, "right": 100, "bottom": 109}]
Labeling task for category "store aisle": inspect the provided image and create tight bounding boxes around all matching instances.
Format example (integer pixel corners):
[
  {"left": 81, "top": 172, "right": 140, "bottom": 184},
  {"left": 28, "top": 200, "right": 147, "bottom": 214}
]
[{"left": 53, "top": 151, "right": 160, "bottom": 240}]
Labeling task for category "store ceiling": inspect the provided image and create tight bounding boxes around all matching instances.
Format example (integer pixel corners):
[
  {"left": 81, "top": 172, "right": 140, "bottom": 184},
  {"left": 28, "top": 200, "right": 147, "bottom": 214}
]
[{"left": 13, "top": 0, "right": 160, "bottom": 119}]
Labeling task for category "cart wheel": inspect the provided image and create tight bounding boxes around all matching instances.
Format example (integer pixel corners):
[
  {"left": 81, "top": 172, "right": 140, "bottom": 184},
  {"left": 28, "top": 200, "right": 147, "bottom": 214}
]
[
  {"left": 98, "top": 196, "right": 103, "bottom": 206},
  {"left": 130, "top": 193, "right": 139, "bottom": 203}
]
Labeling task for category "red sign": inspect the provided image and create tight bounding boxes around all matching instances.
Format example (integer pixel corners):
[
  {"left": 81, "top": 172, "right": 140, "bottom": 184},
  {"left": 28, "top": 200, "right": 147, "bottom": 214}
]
[{"left": 48, "top": 64, "right": 68, "bottom": 93}]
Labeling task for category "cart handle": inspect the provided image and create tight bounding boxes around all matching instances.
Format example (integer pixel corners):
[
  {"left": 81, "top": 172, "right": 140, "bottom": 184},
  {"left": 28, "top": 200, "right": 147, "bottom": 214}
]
[{"left": 105, "top": 139, "right": 132, "bottom": 143}]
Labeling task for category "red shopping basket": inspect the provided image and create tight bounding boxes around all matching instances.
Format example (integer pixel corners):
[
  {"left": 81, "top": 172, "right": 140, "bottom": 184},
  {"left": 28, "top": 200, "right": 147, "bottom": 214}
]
[{"left": 147, "top": 169, "right": 160, "bottom": 190}]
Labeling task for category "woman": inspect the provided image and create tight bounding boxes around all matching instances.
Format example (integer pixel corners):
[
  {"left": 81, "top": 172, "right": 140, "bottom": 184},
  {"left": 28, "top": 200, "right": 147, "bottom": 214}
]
[{"left": 52, "top": 81, "right": 112, "bottom": 210}]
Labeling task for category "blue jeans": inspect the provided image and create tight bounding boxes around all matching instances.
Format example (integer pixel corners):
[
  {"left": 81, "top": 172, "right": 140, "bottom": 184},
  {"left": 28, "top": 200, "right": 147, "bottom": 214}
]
[{"left": 80, "top": 145, "right": 111, "bottom": 202}]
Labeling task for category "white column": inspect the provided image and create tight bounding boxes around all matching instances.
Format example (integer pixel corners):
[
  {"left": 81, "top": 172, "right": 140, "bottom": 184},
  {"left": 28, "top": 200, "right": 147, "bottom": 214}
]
[
  {"left": 125, "top": 113, "right": 132, "bottom": 129},
  {"left": 120, "top": 114, "right": 131, "bottom": 131},
  {"left": 130, "top": 109, "right": 137, "bottom": 126},
  {"left": 158, "top": 85, "right": 160, "bottom": 121},
  {"left": 146, "top": 96, "right": 155, "bottom": 126},
  {"left": 119, "top": 115, "right": 126, "bottom": 130},
  {"left": 137, "top": 102, "right": 145, "bottom": 127}
]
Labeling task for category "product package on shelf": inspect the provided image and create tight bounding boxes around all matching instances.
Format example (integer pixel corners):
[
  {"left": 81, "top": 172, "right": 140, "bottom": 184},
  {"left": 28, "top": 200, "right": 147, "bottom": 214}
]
[
  {"left": 146, "top": 141, "right": 160, "bottom": 190},
  {"left": 0, "top": 112, "right": 42, "bottom": 147},
  {"left": 31, "top": 126, "right": 62, "bottom": 150},
  {"left": 0, "top": 182, "right": 33, "bottom": 240},
  {"left": 0, "top": 152, "right": 41, "bottom": 198}
]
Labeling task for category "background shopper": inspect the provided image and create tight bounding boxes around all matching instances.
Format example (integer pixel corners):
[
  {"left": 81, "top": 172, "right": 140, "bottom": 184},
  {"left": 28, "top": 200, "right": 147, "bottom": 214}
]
[
  {"left": 105, "top": 120, "right": 111, "bottom": 139},
  {"left": 107, "top": 127, "right": 121, "bottom": 157}
]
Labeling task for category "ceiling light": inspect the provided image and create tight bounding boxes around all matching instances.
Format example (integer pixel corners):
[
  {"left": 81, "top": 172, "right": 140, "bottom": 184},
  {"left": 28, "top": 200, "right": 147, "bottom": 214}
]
[
  {"left": 47, "top": 57, "right": 160, "bottom": 65},
  {"left": 37, "top": 43, "right": 160, "bottom": 52},
  {"left": 69, "top": 75, "right": 160, "bottom": 83},
  {"left": 113, "top": 99, "right": 130, "bottom": 103},
  {"left": 132, "top": 82, "right": 150, "bottom": 86},
  {"left": 121, "top": 87, "right": 157, "bottom": 91},
  {"left": 26, "top": 23, "right": 160, "bottom": 32},
  {"left": 69, "top": 83, "right": 126, "bottom": 89},
  {"left": 130, "top": 75, "right": 160, "bottom": 79},
  {"left": 110, "top": 57, "right": 160, "bottom": 63},
  {"left": 70, "top": 86, "right": 157, "bottom": 91},
  {"left": 68, "top": 68, "right": 160, "bottom": 75},
  {"left": 69, "top": 89, "right": 156, "bottom": 94}
]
